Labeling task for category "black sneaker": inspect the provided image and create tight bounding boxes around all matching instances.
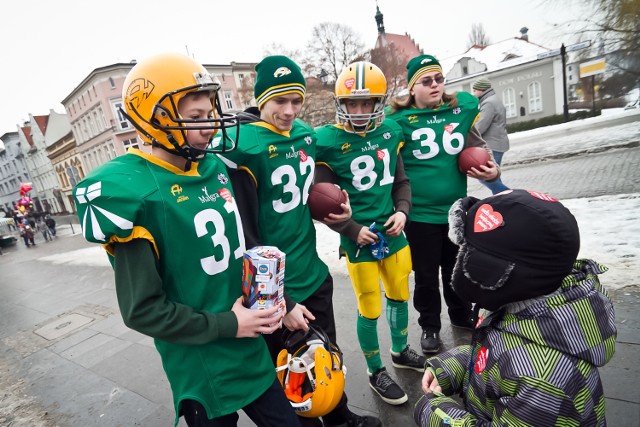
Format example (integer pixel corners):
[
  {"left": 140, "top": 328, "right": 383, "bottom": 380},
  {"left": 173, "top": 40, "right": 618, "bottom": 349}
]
[
  {"left": 450, "top": 317, "right": 475, "bottom": 331},
  {"left": 368, "top": 368, "right": 408, "bottom": 405},
  {"left": 421, "top": 330, "right": 440, "bottom": 354},
  {"left": 325, "top": 413, "right": 382, "bottom": 427},
  {"left": 391, "top": 345, "right": 426, "bottom": 372}
]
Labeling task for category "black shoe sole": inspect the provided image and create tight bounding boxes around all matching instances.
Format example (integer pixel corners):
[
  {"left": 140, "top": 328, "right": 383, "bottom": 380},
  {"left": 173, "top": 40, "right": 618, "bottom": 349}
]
[{"left": 421, "top": 346, "right": 440, "bottom": 354}]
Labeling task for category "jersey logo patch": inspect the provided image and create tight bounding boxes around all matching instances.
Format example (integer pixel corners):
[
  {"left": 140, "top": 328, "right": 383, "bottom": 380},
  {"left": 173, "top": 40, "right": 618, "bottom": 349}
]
[
  {"left": 170, "top": 184, "right": 182, "bottom": 196},
  {"left": 199, "top": 186, "right": 220, "bottom": 204},
  {"left": 340, "top": 142, "right": 351, "bottom": 153},
  {"left": 218, "top": 173, "right": 229, "bottom": 185},
  {"left": 268, "top": 144, "right": 278, "bottom": 158},
  {"left": 376, "top": 149, "right": 385, "bottom": 160},
  {"left": 304, "top": 136, "right": 313, "bottom": 145},
  {"left": 299, "top": 148, "right": 308, "bottom": 162},
  {"left": 383, "top": 132, "right": 391, "bottom": 140},
  {"left": 218, "top": 188, "right": 232, "bottom": 202}
]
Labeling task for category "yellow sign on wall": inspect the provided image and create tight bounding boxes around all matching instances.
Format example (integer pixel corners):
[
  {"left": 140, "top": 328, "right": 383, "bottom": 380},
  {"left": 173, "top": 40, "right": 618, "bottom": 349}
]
[{"left": 580, "top": 58, "right": 606, "bottom": 78}]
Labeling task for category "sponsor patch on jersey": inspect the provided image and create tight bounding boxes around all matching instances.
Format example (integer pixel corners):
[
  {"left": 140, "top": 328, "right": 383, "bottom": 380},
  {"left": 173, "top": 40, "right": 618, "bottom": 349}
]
[
  {"left": 474, "top": 204, "right": 503, "bottom": 232},
  {"left": 299, "top": 148, "right": 308, "bottom": 162},
  {"left": 383, "top": 132, "right": 391, "bottom": 140},
  {"left": 218, "top": 188, "right": 232, "bottom": 203},
  {"left": 305, "top": 136, "right": 313, "bottom": 145},
  {"left": 376, "top": 149, "right": 385, "bottom": 160},
  {"left": 218, "top": 173, "right": 229, "bottom": 185},
  {"left": 444, "top": 124, "right": 454, "bottom": 134}
]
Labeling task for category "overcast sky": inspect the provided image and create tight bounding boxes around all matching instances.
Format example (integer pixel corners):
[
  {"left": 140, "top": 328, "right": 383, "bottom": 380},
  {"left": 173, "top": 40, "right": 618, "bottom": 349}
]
[{"left": 0, "top": 0, "right": 587, "bottom": 134}]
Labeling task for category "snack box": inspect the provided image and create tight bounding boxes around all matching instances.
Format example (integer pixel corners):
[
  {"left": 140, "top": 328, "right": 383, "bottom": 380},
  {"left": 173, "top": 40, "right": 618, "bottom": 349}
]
[{"left": 242, "top": 246, "right": 285, "bottom": 328}]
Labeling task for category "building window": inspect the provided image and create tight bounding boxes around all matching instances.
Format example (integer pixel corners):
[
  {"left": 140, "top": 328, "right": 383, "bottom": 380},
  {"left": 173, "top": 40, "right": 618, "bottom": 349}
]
[
  {"left": 503, "top": 88, "right": 516, "bottom": 118},
  {"left": 109, "top": 77, "right": 116, "bottom": 89},
  {"left": 112, "top": 100, "right": 131, "bottom": 130},
  {"left": 224, "top": 91, "right": 234, "bottom": 110},
  {"left": 122, "top": 138, "right": 139, "bottom": 151},
  {"left": 528, "top": 81, "right": 543, "bottom": 113}
]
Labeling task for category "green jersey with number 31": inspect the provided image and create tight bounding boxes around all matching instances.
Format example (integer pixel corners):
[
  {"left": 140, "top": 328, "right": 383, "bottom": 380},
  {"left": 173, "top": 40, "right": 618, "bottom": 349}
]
[{"left": 74, "top": 149, "right": 274, "bottom": 420}]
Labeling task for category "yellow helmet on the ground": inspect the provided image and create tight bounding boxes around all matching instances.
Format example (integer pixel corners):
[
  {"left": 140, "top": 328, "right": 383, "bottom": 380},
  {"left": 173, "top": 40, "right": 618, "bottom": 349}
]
[
  {"left": 276, "top": 325, "right": 346, "bottom": 418},
  {"left": 334, "top": 61, "right": 387, "bottom": 134},
  {"left": 121, "top": 53, "right": 239, "bottom": 160}
]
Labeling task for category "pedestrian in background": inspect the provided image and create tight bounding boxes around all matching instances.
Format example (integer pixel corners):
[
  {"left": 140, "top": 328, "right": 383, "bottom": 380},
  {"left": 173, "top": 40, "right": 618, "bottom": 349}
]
[
  {"left": 472, "top": 78, "right": 510, "bottom": 194},
  {"left": 387, "top": 54, "right": 500, "bottom": 355}
]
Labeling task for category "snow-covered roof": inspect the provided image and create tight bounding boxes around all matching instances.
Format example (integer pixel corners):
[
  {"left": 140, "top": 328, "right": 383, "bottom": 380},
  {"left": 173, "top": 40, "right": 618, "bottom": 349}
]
[{"left": 440, "top": 37, "right": 551, "bottom": 78}]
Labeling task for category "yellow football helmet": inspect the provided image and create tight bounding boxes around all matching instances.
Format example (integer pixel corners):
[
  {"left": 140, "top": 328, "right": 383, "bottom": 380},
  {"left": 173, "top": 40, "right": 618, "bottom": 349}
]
[
  {"left": 121, "top": 53, "right": 239, "bottom": 160},
  {"left": 334, "top": 61, "right": 387, "bottom": 134},
  {"left": 276, "top": 325, "right": 346, "bottom": 418}
]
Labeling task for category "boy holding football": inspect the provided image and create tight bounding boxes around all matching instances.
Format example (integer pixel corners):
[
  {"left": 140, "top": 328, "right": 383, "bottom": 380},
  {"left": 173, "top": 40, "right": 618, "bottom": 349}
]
[{"left": 315, "top": 61, "right": 426, "bottom": 406}]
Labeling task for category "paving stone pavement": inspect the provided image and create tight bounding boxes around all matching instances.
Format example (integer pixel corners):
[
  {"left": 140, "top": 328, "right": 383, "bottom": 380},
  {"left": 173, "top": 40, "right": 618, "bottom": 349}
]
[{"left": 1, "top": 116, "right": 638, "bottom": 426}]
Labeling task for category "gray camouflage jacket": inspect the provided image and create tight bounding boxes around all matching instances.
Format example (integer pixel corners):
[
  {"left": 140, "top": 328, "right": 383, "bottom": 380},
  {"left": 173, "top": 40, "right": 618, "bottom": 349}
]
[{"left": 414, "top": 259, "right": 616, "bottom": 426}]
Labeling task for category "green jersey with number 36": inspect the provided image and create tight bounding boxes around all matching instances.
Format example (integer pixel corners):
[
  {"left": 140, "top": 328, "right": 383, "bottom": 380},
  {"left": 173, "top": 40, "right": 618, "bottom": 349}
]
[
  {"left": 387, "top": 91, "right": 479, "bottom": 224},
  {"left": 218, "top": 120, "right": 329, "bottom": 302},
  {"left": 74, "top": 149, "right": 274, "bottom": 420},
  {"left": 315, "top": 120, "right": 409, "bottom": 263}
]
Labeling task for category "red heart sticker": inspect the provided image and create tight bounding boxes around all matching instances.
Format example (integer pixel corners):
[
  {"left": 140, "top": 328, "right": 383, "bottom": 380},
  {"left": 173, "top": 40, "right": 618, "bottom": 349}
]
[
  {"left": 475, "top": 346, "right": 488, "bottom": 373},
  {"left": 218, "top": 188, "right": 232, "bottom": 202},
  {"left": 474, "top": 203, "right": 503, "bottom": 232},
  {"left": 376, "top": 149, "right": 385, "bottom": 160},
  {"left": 527, "top": 190, "right": 558, "bottom": 202},
  {"left": 299, "top": 148, "right": 308, "bottom": 162}
]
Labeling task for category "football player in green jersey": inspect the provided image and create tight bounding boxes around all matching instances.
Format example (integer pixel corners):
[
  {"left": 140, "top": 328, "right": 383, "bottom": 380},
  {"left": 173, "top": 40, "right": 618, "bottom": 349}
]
[
  {"left": 218, "top": 56, "right": 381, "bottom": 427},
  {"left": 315, "top": 61, "right": 427, "bottom": 406},
  {"left": 74, "top": 53, "right": 301, "bottom": 427},
  {"left": 387, "top": 55, "right": 500, "bottom": 355}
]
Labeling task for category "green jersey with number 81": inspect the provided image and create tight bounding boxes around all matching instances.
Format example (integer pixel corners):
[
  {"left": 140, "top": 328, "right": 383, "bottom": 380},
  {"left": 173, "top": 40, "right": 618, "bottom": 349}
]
[
  {"left": 74, "top": 149, "right": 274, "bottom": 419},
  {"left": 218, "top": 120, "right": 329, "bottom": 302},
  {"left": 315, "top": 120, "right": 409, "bottom": 263},
  {"left": 387, "top": 91, "right": 479, "bottom": 224}
]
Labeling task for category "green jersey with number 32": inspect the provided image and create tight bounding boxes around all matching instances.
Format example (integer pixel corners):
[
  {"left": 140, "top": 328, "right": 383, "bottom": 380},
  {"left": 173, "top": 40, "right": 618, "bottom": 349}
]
[
  {"left": 219, "top": 120, "right": 329, "bottom": 302},
  {"left": 387, "top": 91, "right": 479, "bottom": 224},
  {"left": 316, "top": 121, "right": 409, "bottom": 263},
  {"left": 74, "top": 149, "right": 274, "bottom": 419}
]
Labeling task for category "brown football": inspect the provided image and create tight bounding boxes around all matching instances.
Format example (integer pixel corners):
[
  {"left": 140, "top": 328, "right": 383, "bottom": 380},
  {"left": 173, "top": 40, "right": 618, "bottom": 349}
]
[
  {"left": 308, "top": 183, "right": 346, "bottom": 221},
  {"left": 458, "top": 147, "right": 491, "bottom": 174}
]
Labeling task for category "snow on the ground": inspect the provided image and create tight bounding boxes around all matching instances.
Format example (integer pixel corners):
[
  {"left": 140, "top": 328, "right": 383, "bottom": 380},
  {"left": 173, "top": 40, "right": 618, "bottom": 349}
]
[
  {"left": 315, "top": 192, "right": 640, "bottom": 291},
  {"left": 41, "top": 109, "right": 640, "bottom": 291}
]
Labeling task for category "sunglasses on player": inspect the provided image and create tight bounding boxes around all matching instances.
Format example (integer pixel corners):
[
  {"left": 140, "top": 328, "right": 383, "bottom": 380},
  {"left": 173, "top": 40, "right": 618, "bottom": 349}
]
[{"left": 415, "top": 75, "right": 445, "bottom": 86}]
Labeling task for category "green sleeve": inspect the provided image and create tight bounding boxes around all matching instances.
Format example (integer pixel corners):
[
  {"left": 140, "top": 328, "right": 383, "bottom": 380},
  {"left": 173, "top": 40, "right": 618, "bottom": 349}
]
[{"left": 113, "top": 239, "right": 238, "bottom": 344}]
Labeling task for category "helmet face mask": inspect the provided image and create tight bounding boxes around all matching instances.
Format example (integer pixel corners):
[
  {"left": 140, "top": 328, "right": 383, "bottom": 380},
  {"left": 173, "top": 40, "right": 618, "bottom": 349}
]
[
  {"left": 122, "top": 53, "right": 239, "bottom": 161},
  {"left": 276, "top": 325, "right": 345, "bottom": 418},
  {"left": 334, "top": 61, "right": 387, "bottom": 134}
]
